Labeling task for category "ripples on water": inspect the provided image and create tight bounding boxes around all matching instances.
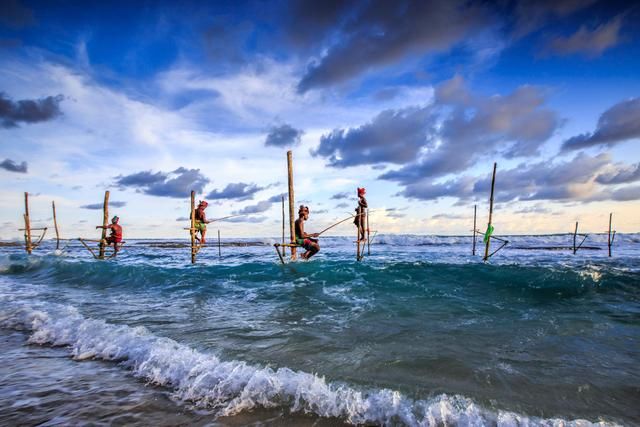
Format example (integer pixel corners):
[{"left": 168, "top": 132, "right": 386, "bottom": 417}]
[{"left": 1, "top": 234, "right": 639, "bottom": 426}]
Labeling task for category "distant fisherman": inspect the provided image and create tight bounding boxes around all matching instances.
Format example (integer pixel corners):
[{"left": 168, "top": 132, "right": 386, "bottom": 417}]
[
  {"left": 194, "top": 200, "right": 211, "bottom": 244},
  {"left": 96, "top": 215, "right": 123, "bottom": 254},
  {"left": 295, "top": 205, "right": 320, "bottom": 259},
  {"left": 354, "top": 187, "right": 368, "bottom": 242}
]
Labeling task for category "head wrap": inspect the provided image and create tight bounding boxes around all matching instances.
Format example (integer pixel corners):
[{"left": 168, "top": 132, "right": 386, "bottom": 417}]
[
  {"left": 111, "top": 216, "right": 119, "bottom": 223},
  {"left": 357, "top": 187, "right": 366, "bottom": 196}
]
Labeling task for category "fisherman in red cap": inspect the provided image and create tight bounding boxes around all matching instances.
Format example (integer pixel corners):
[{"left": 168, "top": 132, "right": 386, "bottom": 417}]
[
  {"left": 194, "top": 200, "right": 211, "bottom": 244},
  {"left": 354, "top": 187, "right": 368, "bottom": 242},
  {"left": 96, "top": 215, "right": 123, "bottom": 254}
]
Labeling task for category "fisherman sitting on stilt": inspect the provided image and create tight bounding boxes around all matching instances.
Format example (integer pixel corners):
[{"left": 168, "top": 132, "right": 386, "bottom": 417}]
[
  {"left": 354, "top": 187, "right": 368, "bottom": 242},
  {"left": 96, "top": 215, "right": 123, "bottom": 254},
  {"left": 295, "top": 205, "right": 320, "bottom": 259},
  {"left": 194, "top": 200, "right": 211, "bottom": 244}
]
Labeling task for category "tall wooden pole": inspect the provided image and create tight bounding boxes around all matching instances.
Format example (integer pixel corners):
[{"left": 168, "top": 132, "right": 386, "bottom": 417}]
[
  {"left": 218, "top": 229, "right": 221, "bottom": 257},
  {"left": 24, "top": 192, "right": 32, "bottom": 254},
  {"left": 287, "top": 151, "right": 297, "bottom": 260},
  {"left": 98, "top": 191, "right": 110, "bottom": 259},
  {"left": 366, "top": 207, "right": 370, "bottom": 256},
  {"left": 573, "top": 221, "right": 578, "bottom": 255},
  {"left": 190, "top": 191, "right": 196, "bottom": 264},
  {"left": 356, "top": 205, "right": 361, "bottom": 261},
  {"left": 472, "top": 204, "right": 477, "bottom": 256},
  {"left": 608, "top": 213, "right": 613, "bottom": 257},
  {"left": 281, "top": 195, "right": 286, "bottom": 257},
  {"left": 483, "top": 163, "right": 497, "bottom": 261},
  {"left": 356, "top": 188, "right": 361, "bottom": 261},
  {"left": 52, "top": 201, "right": 60, "bottom": 250}
]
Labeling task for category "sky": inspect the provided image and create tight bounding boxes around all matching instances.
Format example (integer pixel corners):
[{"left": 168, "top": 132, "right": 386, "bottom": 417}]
[{"left": 1, "top": 0, "right": 639, "bottom": 239}]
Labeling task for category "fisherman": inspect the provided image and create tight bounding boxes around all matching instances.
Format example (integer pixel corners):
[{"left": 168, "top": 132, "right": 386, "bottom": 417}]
[
  {"left": 295, "top": 205, "right": 320, "bottom": 259},
  {"left": 353, "top": 187, "right": 368, "bottom": 242},
  {"left": 194, "top": 200, "right": 210, "bottom": 244},
  {"left": 96, "top": 215, "right": 123, "bottom": 254}
]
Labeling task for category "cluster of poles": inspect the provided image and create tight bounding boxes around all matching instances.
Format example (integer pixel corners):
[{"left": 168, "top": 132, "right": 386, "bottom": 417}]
[
  {"left": 271, "top": 151, "right": 373, "bottom": 265},
  {"left": 16, "top": 155, "right": 617, "bottom": 263}
]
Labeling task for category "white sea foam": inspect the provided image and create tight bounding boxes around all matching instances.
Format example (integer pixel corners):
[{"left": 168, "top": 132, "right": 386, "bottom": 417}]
[{"left": 0, "top": 300, "right": 620, "bottom": 426}]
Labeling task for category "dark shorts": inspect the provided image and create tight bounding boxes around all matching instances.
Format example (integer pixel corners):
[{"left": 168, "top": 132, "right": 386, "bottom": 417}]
[{"left": 106, "top": 236, "right": 122, "bottom": 244}]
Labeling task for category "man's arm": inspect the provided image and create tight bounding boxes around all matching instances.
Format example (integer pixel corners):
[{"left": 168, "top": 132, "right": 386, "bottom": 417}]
[{"left": 303, "top": 222, "right": 319, "bottom": 238}]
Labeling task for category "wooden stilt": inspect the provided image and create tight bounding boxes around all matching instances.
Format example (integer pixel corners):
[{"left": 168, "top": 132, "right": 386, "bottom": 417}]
[
  {"left": 483, "top": 163, "right": 497, "bottom": 262},
  {"left": 218, "top": 229, "right": 221, "bottom": 257},
  {"left": 472, "top": 204, "right": 477, "bottom": 256},
  {"left": 282, "top": 195, "right": 286, "bottom": 257},
  {"left": 98, "top": 191, "right": 109, "bottom": 259},
  {"left": 24, "top": 192, "right": 32, "bottom": 254},
  {"left": 608, "top": 213, "right": 615, "bottom": 257},
  {"left": 356, "top": 204, "right": 361, "bottom": 261},
  {"left": 52, "top": 201, "right": 60, "bottom": 250},
  {"left": 287, "top": 151, "right": 297, "bottom": 260},
  {"left": 366, "top": 207, "right": 370, "bottom": 256},
  {"left": 78, "top": 238, "right": 99, "bottom": 259},
  {"left": 573, "top": 221, "right": 578, "bottom": 255},
  {"left": 190, "top": 190, "right": 196, "bottom": 264}
]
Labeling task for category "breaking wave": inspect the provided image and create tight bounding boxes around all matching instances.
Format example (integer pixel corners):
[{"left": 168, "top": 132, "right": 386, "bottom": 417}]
[{"left": 0, "top": 300, "right": 618, "bottom": 426}]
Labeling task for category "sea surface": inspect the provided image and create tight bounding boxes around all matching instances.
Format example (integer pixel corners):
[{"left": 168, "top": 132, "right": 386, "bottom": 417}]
[{"left": 0, "top": 234, "right": 639, "bottom": 426}]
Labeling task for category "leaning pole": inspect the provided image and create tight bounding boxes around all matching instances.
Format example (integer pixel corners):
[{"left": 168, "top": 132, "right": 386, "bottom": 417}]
[
  {"left": 287, "top": 151, "right": 297, "bottom": 260},
  {"left": 483, "top": 163, "right": 497, "bottom": 261}
]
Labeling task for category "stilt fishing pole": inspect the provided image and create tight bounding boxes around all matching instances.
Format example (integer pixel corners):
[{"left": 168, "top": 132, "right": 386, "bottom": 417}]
[
  {"left": 207, "top": 213, "right": 245, "bottom": 223},
  {"left": 317, "top": 214, "right": 357, "bottom": 236}
]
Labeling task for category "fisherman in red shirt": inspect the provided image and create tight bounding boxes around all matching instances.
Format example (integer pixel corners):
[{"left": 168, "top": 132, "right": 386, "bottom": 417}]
[
  {"left": 96, "top": 215, "right": 123, "bottom": 254},
  {"left": 194, "top": 201, "right": 210, "bottom": 244},
  {"left": 354, "top": 187, "right": 368, "bottom": 242}
]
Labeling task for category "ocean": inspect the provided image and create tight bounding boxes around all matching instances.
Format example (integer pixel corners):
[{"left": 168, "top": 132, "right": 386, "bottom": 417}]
[{"left": 1, "top": 234, "right": 638, "bottom": 426}]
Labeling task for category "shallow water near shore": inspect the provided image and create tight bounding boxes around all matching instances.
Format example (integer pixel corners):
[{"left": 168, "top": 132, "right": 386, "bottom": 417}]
[{"left": 1, "top": 234, "right": 639, "bottom": 426}]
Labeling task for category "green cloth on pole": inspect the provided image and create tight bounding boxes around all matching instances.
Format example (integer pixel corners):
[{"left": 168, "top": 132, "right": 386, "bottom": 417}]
[{"left": 483, "top": 224, "right": 494, "bottom": 244}]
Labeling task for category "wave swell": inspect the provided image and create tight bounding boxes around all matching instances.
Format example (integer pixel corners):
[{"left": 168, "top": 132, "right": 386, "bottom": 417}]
[{"left": 0, "top": 300, "right": 617, "bottom": 426}]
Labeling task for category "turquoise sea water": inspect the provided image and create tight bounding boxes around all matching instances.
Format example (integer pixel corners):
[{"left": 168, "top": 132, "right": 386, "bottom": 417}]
[{"left": 1, "top": 234, "right": 639, "bottom": 426}]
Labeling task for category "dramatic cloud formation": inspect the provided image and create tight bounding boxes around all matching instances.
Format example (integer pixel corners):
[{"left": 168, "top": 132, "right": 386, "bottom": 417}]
[
  {"left": 265, "top": 124, "right": 304, "bottom": 147},
  {"left": 330, "top": 192, "right": 350, "bottom": 200},
  {"left": 283, "top": 0, "right": 353, "bottom": 49},
  {"left": 562, "top": 97, "right": 640, "bottom": 151},
  {"left": 0, "top": 93, "right": 64, "bottom": 128},
  {"left": 233, "top": 200, "right": 274, "bottom": 215},
  {"left": 398, "top": 153, "right": 640, "bottom": 203},
  {"left": 312, "top": 106, "right": 436, "bottom": 167},
  {"left": 206, "top": 182, "right": 264, "bottom": 201},
  {"left": 296, "top": 0, "right": 487, "bottom": 92},
  {"left": 81, "top": 201, "right": 127, "bottom": 210},
  {"left": 511, "top": 0, "right": 597, "bottom": 37},
  {"left": 314, "top": 76, "right": 559, "bottom": 177},
  {"left": 376, "top": 77, "right": 559, "bottom": 183},
  {"left": 115, "top": 168, "right": 209, "bottom": 198},
  {"left": 596, "top": 163, "right": 640, "bottom": 185},
  {"left": 0, "top": 158, "right": 27, "bottom": 173},
  {"left": 267, "top": 193, "right": 287, "bottom": 203},
  {"left": 546, "top": 16, "right": 623, "bottom": 57}
]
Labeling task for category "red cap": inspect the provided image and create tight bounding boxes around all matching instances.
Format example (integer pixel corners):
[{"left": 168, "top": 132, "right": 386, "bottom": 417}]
[{"left": 357, "top": 187, "right": 366, "bottom": 196}]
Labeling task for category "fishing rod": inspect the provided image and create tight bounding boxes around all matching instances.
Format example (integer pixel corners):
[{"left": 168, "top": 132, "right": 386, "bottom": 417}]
[
  {"left": 317, "top": 214, "right": 357, "bottom": 236},
  {"left": 206, "top": 214, "right": 244, "bottom": 223}
]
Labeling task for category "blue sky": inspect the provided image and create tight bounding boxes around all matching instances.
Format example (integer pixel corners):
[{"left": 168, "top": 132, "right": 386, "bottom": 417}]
[{"left": 1, "top": 0, "right": 639, "bottom": 238}]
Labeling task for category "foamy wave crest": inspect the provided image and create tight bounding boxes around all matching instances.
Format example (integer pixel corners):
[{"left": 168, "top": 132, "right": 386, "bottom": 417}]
[{"left": 0, "top": 301, "right": 618, "bottom": 426}]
